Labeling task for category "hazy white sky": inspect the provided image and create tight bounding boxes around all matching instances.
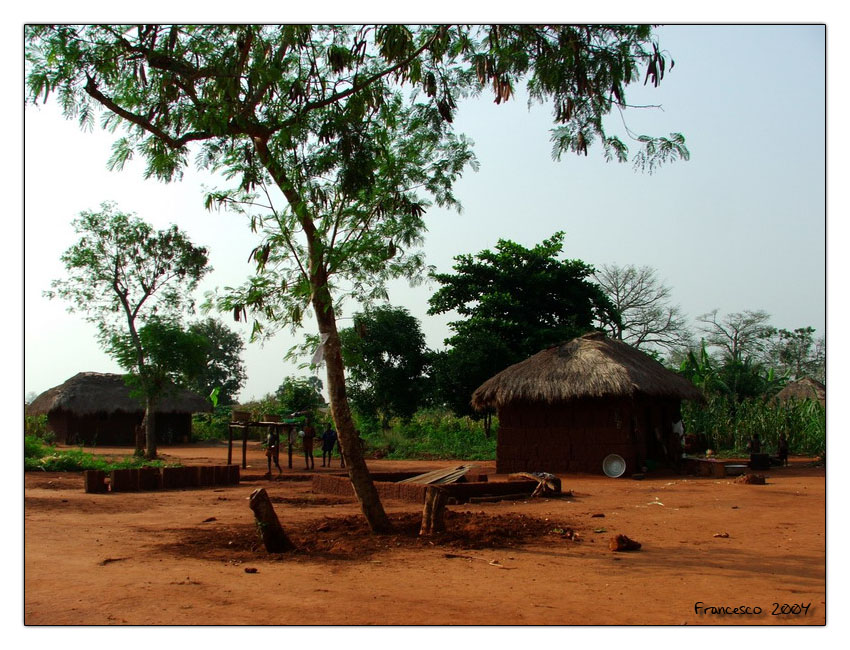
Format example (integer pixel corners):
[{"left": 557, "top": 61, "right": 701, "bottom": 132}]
[{"left": 23, "top": 24, "right": 827, "bottom": 402}]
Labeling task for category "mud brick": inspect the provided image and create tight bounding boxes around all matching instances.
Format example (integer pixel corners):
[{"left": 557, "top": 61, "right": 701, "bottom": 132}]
[
  {"left": 184, "top": 466, "right": 201, "bottom": 487},
  {"left": 197, "top": 465, "right": 216, "bottom": 486},
  {"left": 138, "top": 467, "right": 162, "bottom": 491},
  {"left": 226, "top": 464, "right": 240, "bottom": 485},
  {"left": 213, "top": 464, "right": 228, "bottom": 485},
  {"left": 161, "top": 466, "right": 184, "bottom": 489},
  {"left": 84, "top": 470, "right": 108, "bottom": 493},
  {"left": 110, "top": 468, "right": 139, "bottom": 492}
]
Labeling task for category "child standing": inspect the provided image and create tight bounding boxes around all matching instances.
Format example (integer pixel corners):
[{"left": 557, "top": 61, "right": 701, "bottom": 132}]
[{"left": 321, "top": 425, "right": 337, "bottom": 467}]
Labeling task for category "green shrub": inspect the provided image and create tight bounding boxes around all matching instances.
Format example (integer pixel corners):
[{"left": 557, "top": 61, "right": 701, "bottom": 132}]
[
  {"left": 25, "top": 414, "right": 55, "bottom": 444},
  {"left": 355, "top": 408, "right": 497, "bottom": 460},
  {"left": 24, "top": 435, "right": 173, "bottom": 472}
]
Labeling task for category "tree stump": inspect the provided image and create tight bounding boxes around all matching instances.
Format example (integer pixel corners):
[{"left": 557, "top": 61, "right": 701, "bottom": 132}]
[
  {"left": 419, "top": 486, "right": 448, "bottom": 536},
  {"left": 248, "top": 488, "right": 295, "bottom": 553}
]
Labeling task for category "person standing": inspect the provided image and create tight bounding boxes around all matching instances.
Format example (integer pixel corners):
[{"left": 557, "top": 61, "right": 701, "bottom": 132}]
[
  {"left": 777, "top": 432, "right": 789, "bottom": 467},
  {"left": 302, "top": 420, "right": 316, "bottom": 469},
  {"left": 265, "top": 426, "right": 282, "bottom": 476},
  {"left": 321, "top": 425, "right": 337, "bottom": 467}
]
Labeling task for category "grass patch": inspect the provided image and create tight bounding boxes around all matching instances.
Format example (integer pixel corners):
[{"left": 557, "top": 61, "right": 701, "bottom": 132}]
[{"left": 24, "top": 435, "right": 175, "bottom": 472}]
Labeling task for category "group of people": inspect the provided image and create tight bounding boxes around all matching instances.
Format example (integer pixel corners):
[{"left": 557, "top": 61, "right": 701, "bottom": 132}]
[
  {"left": 265, "top": 421, "right": 346, "bottom": 476},
  {"left": 747, "top": 432, "right": 789, "bottom": 467}
]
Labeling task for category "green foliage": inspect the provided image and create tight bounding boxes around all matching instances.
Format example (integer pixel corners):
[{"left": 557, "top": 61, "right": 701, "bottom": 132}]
[
  {"left": 428, "top": 232, "right": 618, "bottom": 415},
  {"left": 44, "top": 202, "right": 210, "bottom": 456},
  {"left": 339, "top": 306, "right": 431, "bottom": 425},
  {"left": 185, "top": 318, "right": 247, "bottom": 405},
  {"left": 275, "top": 376, "right": 325, "bottom": 417},
  {"left": 108, "top": 317, "right": 210, "bottom": 405},
  {"left": 24, "top": 435, "right": 172, "bottom": 472},
  {"left": 764, "top": 327, "right": 825, "bottom": 383},
  {"left": 45, "top": 202, "right": 209, "bottom": 338},
  {"left": 27, "top": 25, "right": 686, "bottom": 343},
  {"left": 25, "top": 414, "right": 54, "bottom": 444},
  {"left": 682, "top": 396, "right": 825, "bottom": 457},
  {"left": 355, "top": 408, "right": 496, "bottom": 460},
  {"left": 191, "top": 405, "right": 234, "bottom": 441}
]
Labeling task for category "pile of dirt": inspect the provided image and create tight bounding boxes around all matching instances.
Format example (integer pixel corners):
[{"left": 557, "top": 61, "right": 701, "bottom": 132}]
[{"left": 158, "top": 511, "right": 577, "bottom": 563}]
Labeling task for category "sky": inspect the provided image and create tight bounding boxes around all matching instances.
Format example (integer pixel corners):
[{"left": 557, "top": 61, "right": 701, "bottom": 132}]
[{"left": 22, "top": 24, "right": 828, "bottom": 404}]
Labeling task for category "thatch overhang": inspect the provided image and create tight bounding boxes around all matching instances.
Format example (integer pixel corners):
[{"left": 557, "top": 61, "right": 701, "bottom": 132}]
[
  {"left": 28, "top": 372, "right": 212, "bottom": 416},
  {"left": 471, "top": 331, "right": 703, "bottom": 411},
  {"left": 775, "top": 377, "right": 826, "bottom": 405}
]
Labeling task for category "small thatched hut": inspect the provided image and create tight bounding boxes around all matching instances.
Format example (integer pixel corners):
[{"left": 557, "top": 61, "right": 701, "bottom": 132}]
[
  {"left": 472, "top": 332, "right": 703, "bottom": 475},
  {"left": 28, "top": 372, "right": 212, "bottom": 445},
  {"left": 775, "top": 377, "right": 826, "bottom": 406}
]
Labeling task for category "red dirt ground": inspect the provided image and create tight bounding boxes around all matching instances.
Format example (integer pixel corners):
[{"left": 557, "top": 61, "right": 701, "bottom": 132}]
[{"left": 24, "top": 441, "right": 825, "bottom": 625}]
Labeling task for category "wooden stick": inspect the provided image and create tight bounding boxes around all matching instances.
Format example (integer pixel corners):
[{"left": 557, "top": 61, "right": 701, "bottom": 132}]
[
  {"left": 248, "top": 488, "right": 295, "bottom": 553},
  {"left": 420, "top": 486, "right": 448, "bottom": 536}
]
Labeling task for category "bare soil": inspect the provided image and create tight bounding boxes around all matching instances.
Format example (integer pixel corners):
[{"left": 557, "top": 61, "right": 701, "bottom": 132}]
[{"left": 24, "top": 442, "right": 825, "bottom": 625}]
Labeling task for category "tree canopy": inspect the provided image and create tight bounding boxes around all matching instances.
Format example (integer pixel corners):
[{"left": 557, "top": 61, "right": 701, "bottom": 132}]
[
  {"left": 185, "top": 318, "right": 247, "bottom": 405},
  {"left": 428, "top": 232, "right": 618, "bottom": 422},
  {"left": 340, "top": 305, "right": 431, "bottom": 426},
  {"left": 27, "top": 24, "right": 687, "bottom": 532},
  {"left": 45, "top": 202, "right": 209, "bottom": 457}
]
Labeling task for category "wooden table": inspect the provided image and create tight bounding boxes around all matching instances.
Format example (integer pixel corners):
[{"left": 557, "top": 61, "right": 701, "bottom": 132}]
[{"left": 227, "top": 421, "right": 287, "bottom": 469}]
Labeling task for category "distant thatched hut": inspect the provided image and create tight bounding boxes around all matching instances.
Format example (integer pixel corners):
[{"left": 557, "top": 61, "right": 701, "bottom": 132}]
[
  {"left": 472, "top": 332, "right": 703, "bottom": 475},
  {"left": 775, "top": 377, "right": 826, "bottom": 406},
  {"left": 28, "top": 372, "right": 212, "bottom": 445}
]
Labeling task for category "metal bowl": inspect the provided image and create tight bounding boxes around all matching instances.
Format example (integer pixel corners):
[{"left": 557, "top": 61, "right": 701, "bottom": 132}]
[{"left": 602, "top": 454, "right": 627, "bottom": 478}]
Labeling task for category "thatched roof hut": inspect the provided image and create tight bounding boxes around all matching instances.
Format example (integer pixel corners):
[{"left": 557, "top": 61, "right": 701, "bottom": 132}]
[
  {"left": 28, "top": 372, "right": 211, "bottom": 445},
  {"left": 472, "top": 332, "right": 702, "bottom": 475},
  {"left": 472, "top": 332, "right": 702, "bottom": 410},
  {"left": 775, "top": 377, "right": 826, "bottom": 406}
]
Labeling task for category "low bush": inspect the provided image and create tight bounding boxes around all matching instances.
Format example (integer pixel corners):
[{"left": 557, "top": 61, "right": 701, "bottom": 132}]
[
  {"left": 356, "top": 409, "right": 496, "bottom": 460},
  {"left": 24, "top": 435, "right": 173, "bottom": 472}
]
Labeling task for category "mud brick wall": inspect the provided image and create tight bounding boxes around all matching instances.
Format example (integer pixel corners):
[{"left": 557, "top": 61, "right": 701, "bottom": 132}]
[
  {"left": 311, "top": 473, "right": 430, "bottom": 503},
  {"left": 312, "top": 474, "right": 532, "bottom": 504},
  {"left": 496, "top": 397, "right": 682, "bottom": 475},
  {"left": 89, "top": 464, "right": 241, "bottom": 493}
]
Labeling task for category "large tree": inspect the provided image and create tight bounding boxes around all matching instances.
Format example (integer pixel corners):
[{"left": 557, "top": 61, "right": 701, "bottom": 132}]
[
  {"left": 339, "top": 305, "right": 431, "bottom": 426},
  {"left": 45, "top": 202, "right": 209, "bottom": 457},
  {"left": 108, "top": 317, "right": 210, "bottom": 448},
  {"left": 696, "top": 309, "right": 774, "bottom": 364},
  {"left": 27, "top": 24, "right": 686, "bottom": 532},
  {"left": 428, "top": 232, "right": 618, "bottom": 423},
  {"left": 186, "top": 317, "right": 247, "bottom": 405},
  {"left": 592, "top": 263, "right": 692, "bottom": 353}
]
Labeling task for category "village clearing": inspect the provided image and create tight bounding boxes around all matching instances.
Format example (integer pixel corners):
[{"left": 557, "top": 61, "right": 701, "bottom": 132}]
[{"left": 24, "top": 443, "right": 825, "bottom": 625}]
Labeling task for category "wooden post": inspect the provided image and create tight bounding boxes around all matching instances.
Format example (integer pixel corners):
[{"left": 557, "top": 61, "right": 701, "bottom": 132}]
[
  {"left": 242, "top": 425, "right": 249, "bottom": 469},
  {"left": 419, "top": 486, "right": 448, "bottom": 536},
  {"left": 248, "top": 488, "right": 295, "bottom": 553},
  {"left": 227, "top": 425, "right": 233, "bottom": 465}
]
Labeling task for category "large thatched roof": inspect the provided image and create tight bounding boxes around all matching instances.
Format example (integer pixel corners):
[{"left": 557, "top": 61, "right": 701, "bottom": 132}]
[
  {"left": 775, "top": 377, "right": 826, "bottom": 405},
  {"left": 471, "top": 332, "right": 703, "bottom": 410},
  {"left": 28, "top": 372, "right": 212, "bottom": 416}
]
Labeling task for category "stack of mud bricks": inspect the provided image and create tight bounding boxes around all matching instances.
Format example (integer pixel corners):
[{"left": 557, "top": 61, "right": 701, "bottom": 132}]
[{"left": 84, "top": 464, "right": 240, "bottom": 493}]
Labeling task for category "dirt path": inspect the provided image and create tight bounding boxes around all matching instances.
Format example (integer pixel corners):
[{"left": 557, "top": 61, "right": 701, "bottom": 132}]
[{"left": 24, "top": 444, "right": 825, "bottom": 625}]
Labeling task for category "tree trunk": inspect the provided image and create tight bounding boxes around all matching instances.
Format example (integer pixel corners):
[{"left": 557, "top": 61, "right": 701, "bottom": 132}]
[
  {"left": 314, "top": 295, "right": 392, "bottom": 533},
  {"left": 248, "top": 488, "right": 295, "bottom": 552},
  {"left": 252, "top": 135, "right": 390, "bottom": 533},
  {"left": 144, "top": 397, "right": 157, "bottom": 459},
  {"left": 134, "top": 420, "right": 145, "bottom": 457}
]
